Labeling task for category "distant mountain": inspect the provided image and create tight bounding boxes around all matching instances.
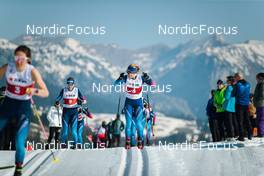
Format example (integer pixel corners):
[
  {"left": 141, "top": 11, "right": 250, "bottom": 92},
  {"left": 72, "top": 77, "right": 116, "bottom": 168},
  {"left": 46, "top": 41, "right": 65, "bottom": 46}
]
[
  {"left": 0, "top": 35, "right": 263, "bottom": 119},
  {"left": 153, "top": 35, "right": 264, "bottom": 119}
]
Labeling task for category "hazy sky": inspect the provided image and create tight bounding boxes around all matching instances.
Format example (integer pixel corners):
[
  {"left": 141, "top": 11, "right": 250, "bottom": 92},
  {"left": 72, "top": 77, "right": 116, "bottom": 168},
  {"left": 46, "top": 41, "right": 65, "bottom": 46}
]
[{"left": 1, "top": 0, "right": 264, "bottom": 48}]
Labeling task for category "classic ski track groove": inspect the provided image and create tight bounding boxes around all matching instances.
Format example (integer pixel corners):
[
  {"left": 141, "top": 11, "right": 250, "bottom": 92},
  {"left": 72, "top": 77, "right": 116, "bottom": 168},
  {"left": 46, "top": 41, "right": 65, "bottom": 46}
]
[{"left": 124, "top": 147, "right": 150, "bottom": 176}]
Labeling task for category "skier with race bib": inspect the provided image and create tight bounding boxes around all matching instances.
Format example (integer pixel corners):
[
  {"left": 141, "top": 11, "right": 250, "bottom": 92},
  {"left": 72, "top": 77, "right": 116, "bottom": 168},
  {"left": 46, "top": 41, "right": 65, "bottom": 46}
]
[
  {"left": 77, "top": 100, "right": 93, "bottom": 147},
  {"left": 0, "top": 45, "right": 49, "bottom": 176},
  {"left": 143, "top": 99, "right": 156, "bottom": 146},
  {"left": 115, "top": 64, "right": 155, "bottom": 149},
  {"left": 55, "top": 77, "right": 84, "bottom": 149}
]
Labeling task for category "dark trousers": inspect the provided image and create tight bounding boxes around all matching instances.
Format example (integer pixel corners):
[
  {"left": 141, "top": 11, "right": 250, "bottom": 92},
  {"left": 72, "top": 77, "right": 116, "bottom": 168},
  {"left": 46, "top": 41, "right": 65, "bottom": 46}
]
[
  {"left": 232, "top": 113, "right": 239, "bottom": 137},
  {"left": 208, "top": 117, "right": 220, "bottom": 142},
  {"left": 216, "top": 112, "right": 226, "bottom": 141},
  {"left": 48, "top": 127, "right": 61, "bottom": 144},
  {"left": 112, "top": 134, "right": 121, "bottom": 147},
  {"left": 224, "top": 111, "right": 235, "bottom": 138},
  {"left": 235, "top": 104, "right": 252, "bottom": 139}
]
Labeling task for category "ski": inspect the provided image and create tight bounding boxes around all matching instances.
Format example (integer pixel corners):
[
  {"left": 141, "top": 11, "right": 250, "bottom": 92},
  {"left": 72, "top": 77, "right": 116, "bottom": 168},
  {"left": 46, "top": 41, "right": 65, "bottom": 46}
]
[{"left": 0, "top": 165, "right": 15, "bottom": 170}]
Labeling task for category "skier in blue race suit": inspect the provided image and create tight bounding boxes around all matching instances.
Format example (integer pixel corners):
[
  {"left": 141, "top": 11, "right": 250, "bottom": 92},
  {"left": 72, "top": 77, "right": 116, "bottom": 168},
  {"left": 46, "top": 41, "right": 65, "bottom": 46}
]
[
  {"left": 55, "top": 77, "right": 84, "bottom": 148},
  {"left": 115, "top": 64, "right": 155, "bottom": 149},
  {"left": 0, "top": 45, "right": 49, "bottom": 176},
  {"left": 77, "top": 105, "right": 93, "bottom": 145}
]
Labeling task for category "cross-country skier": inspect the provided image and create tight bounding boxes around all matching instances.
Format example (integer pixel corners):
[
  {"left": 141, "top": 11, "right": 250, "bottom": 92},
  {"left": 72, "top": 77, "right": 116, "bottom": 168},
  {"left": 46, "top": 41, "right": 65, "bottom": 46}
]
[
  {"left": 143, "top": 100, "right": 156, "bottom": 146},
  {"left": 77, "top": 103, "right": 93, "bottom": 147},
  {"left": 0, "top": 45, "right": 49, "bottom": 176},
  {"left": 55, "top": 77, "right": 84, "bottom": 149},
  {"left": 96, "top": 121, "right": 108, "bottom": 148},
  {"left": 114, "top": 64, "right": 155, "bottom": 149}
]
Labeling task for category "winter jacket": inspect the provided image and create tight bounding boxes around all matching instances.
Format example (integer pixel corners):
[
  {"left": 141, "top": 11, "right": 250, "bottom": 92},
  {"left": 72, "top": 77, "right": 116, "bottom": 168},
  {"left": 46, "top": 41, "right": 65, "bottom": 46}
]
[
  {"left": 214, "top": 87, "right": 226, "bottom": 113},
  {"left": 112, "top": 119, "right": 125, "bottom": 135},
  {"left": 206, "top": 97, "right": 216, "bottom": 118},
  {"left": 253, "top": 80, "right": 264, "bottom": 108},
  {"left": 47, "top": 106, "right": 63, "bottom": 127},
  {"left": 233, "top": 79, "right": 251, "bottom": 106},
  {"left": 223, "top": 85, "right": 236, "bottom": 112}
]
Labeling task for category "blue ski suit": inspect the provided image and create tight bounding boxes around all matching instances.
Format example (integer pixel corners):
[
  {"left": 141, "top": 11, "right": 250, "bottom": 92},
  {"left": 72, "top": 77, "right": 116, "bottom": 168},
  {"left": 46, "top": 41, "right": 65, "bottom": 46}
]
[
  {"left": 56, "top": 87, "right": 84, "bottom": 145},
  {"left": 115, "top": 74, "right": 154, "bottom": 142}
]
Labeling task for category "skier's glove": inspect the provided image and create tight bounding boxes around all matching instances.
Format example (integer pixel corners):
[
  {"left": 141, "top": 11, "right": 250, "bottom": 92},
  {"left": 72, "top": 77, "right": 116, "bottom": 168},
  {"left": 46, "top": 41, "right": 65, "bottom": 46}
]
[
  {"left": 55, "top": 101, "right": 60, "bottom": 106},
  {"left": 142, "top": 72, "right": 150, "bottom": 80},
  {"left": 119, "top": 73, "right": 125, "bottom": 80},
  {"left": 0, "top": 86, "right": 6, "bottom": 92}
]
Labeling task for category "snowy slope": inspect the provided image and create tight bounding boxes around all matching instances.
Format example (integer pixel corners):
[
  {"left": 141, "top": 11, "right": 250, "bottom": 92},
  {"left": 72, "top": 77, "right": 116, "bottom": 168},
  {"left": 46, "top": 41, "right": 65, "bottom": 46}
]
[{"left": 1, "top": 138, "right": 264, "bottom": 176}]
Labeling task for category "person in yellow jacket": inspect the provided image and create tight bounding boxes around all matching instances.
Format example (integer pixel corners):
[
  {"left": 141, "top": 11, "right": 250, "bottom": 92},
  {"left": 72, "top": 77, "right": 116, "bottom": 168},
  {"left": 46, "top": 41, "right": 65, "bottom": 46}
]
[{"left": 214, "top": 80, "right": 227, "bottom": 141}]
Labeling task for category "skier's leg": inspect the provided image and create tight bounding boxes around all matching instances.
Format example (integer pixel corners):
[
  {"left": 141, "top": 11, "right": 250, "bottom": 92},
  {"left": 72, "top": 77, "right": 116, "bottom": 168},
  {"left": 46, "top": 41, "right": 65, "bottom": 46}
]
[
  {"left": 15, "top": 111, "right": 30, "bottom": 165},
  {"left": 77, "top": 120, "right": 84, "bottom": 144},
  {"left": 70, "top": 109, "right": 78, "bottom": 145},
  {"left": 147, "top": 120, "right": 152, "bottom": 141},
  {"left": 0, "top": 117, "right": 8, "bottom": 133},
  {"left": 61, "top": 109, "right": 70, "bottom": 144},
  {"left": 125, "top": 104, "right": 133, "bottom": 139},
  {"left": 135, "top": 106, "right": 144, "bottom": 141},
  {"left": 124, "top": 104, "right": 133, "bottom": 148},
  {"left": 130, "top": 123, "right": 137, "bottom": 146}
]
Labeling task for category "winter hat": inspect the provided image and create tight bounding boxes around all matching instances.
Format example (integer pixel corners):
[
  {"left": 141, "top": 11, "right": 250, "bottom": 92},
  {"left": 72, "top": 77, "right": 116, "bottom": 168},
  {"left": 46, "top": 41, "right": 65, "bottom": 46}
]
[
  {"left": 67, "top": 77, "right": 75, "bottom": 84},
  {"left": 127, "top": 64, "right": 140, "bottom": 74},
  {"left": 217, "top": 79, "right": 223, "bottom": 85},
  {"left": 226, "top": 76, "right": 235, "bottom": 83}
]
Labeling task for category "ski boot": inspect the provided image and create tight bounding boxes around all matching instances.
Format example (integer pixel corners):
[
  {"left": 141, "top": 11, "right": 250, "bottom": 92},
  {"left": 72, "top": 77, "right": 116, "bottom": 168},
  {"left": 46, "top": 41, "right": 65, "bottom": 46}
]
[
  {"left": 125, "top": 138, "right": 131, "bottom": 149},
  {"left": 14, "top": 164, "right": 22, "bottom": 176},
  {"left": 137, "top": 140, "right": 144, "bottom": 149}
]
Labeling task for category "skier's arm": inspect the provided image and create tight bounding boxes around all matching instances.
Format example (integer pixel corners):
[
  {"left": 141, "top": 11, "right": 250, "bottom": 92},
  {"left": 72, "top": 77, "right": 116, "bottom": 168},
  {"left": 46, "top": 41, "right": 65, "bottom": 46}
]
[
  {"left": 114, "top": 73, "right": 126, "bottom": 85},
  {"left": 78, "top": 89, "right": 84, "bottom": 100},
  {"left": 142, "top": 72, "right": 156, "bottom": 86},
  {"left": 0, "top": 64, "right": 7, "bottom": 79},
  {"left": 55, "top": 89, "right": 64, "bottom": 103},
  {"left": 30, "top": 68, "right": 49, "bottom": 97},
  {"left": 84, "top": 108, "right": 93, "bottom": 119}
]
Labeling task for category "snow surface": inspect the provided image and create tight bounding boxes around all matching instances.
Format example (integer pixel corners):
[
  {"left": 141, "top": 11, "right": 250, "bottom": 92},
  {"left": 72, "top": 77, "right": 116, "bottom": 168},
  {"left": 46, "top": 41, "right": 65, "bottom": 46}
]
[{"left": 1, "top": 138, "right": 264, "bottom": 176}]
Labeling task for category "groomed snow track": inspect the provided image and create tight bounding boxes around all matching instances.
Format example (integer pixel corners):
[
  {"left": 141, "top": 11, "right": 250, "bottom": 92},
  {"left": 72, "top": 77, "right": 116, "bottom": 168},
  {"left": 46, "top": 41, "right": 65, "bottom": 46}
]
[{"left": 1, "top": 139, "right": 264, "bottom": 176}]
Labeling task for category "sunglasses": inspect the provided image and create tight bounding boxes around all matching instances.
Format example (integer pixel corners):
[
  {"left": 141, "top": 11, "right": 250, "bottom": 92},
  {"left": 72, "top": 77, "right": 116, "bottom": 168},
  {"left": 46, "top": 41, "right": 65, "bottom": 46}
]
[
  {"left": 15, "top": 56, "right": 28, "bottom": 62},
  {"left": 67, "top": 82, "right": 74, "bottom": 86}
]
